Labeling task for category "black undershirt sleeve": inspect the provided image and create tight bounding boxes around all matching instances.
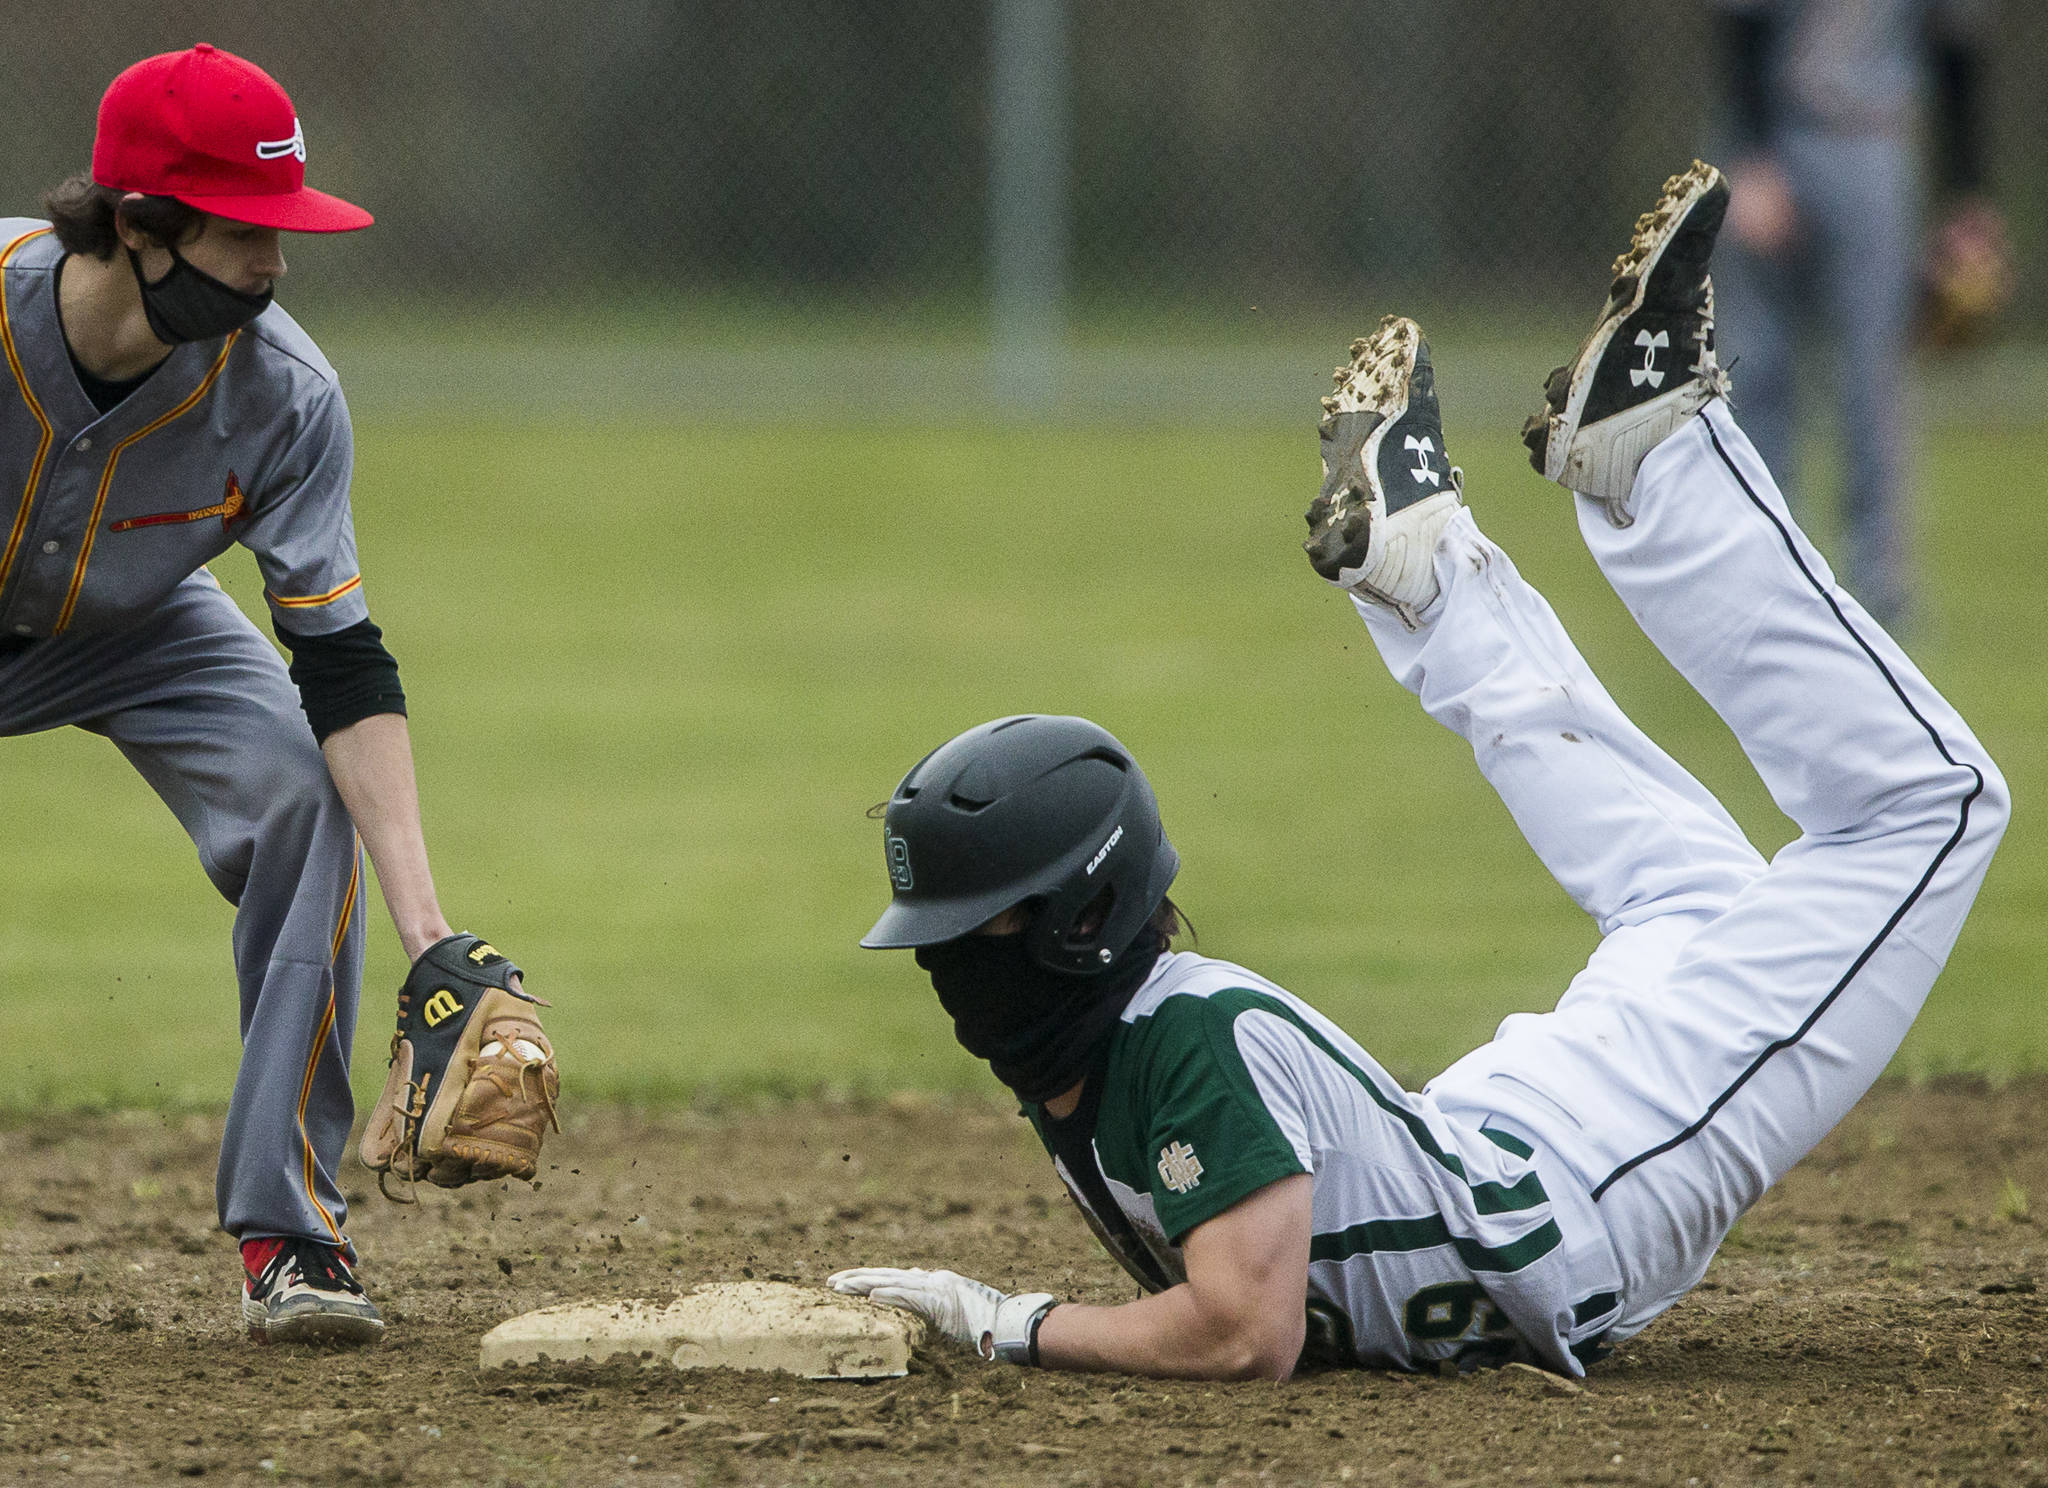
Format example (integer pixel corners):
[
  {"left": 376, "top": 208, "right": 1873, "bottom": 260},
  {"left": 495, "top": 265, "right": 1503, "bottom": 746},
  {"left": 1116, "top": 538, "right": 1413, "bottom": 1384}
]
[
  {"left": 273, "top": 616, "right": 408, "bottom": 744},
  {"left": 1715, "top": 7, "right": 1777, "bottom": 155}
]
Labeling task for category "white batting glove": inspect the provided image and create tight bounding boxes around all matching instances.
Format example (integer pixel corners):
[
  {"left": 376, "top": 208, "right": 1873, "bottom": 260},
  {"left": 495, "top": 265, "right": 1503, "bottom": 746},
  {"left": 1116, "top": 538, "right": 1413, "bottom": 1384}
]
[{"left": 828, "top": 1266, "right": 1058, "bottom": 1365}]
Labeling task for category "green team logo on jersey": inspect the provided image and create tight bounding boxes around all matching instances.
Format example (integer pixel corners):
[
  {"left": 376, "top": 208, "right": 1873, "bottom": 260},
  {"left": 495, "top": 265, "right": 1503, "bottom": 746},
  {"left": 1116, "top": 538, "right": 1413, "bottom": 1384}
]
[{"left": 1157, "top": 1140, "right": 1204, "bottom": 1194}]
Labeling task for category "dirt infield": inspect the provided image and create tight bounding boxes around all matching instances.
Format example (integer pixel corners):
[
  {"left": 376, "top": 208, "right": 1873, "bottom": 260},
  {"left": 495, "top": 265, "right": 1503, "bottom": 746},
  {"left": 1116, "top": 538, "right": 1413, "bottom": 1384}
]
[{"left": 2, "top": 1080, "right": 2044, "bottom": 1487}]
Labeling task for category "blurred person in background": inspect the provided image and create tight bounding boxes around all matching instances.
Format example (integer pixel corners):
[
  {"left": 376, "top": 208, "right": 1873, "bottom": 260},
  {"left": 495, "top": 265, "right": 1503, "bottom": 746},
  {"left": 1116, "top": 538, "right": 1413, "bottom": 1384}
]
[{"left": 1710, "top": 0, "right": 2009, "bottom": 631}]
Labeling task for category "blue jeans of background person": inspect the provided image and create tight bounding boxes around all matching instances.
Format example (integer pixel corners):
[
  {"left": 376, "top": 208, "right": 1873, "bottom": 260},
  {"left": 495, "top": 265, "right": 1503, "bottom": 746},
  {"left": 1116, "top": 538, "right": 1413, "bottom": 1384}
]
[{"left": 1712, "top": 127, "right": 1922, "bottom": 630}]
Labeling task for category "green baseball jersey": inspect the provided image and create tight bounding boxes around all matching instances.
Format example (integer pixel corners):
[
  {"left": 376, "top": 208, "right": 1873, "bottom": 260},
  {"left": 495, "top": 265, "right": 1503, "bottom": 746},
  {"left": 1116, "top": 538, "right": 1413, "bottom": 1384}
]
[{"left": 1027, "top": 952, "right": 1617, "bottom": 1376}]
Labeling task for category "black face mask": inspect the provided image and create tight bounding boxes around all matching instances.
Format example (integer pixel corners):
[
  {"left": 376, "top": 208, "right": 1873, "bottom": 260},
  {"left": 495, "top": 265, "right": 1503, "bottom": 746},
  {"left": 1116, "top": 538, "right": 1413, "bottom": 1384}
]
[
  {"left": 127, "top": 246, "right": 273, "bottom": 345},
  {"left": 916, "top": 928, "right": 1165, "bottom": 1105}
]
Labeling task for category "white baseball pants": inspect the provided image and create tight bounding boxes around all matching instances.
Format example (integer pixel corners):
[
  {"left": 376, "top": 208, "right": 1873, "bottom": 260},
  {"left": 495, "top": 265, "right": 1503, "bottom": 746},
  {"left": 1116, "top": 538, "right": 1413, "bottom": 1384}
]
[{"left": 1358, "top": 403, "right": 2006, "bottom": 1340}]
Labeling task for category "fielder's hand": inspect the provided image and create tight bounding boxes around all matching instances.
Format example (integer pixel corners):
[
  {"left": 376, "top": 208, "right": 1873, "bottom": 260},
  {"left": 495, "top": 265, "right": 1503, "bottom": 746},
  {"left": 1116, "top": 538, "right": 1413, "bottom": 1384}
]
[{"left": 828, "top": 1267, "right": 1058, "bottom": 1365}]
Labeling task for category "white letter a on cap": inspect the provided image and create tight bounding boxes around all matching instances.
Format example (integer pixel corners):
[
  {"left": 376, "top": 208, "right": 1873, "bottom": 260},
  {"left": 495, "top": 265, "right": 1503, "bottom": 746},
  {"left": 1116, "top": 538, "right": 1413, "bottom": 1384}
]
[{"left": 256, "top": 117, "right": 306, "bottom": 163}]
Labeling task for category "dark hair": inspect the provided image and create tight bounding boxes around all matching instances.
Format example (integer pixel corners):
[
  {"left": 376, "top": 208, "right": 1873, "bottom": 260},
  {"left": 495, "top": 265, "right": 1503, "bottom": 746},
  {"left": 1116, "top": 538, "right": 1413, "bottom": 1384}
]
[
  {"left": 42, "top": 172, "right": 202, "bottom": 260},
  {"left": 1071, "top": 888, "right": 1194, "bottom": 951},
  {"left": 1149, "top": 895, "right": 1194, "bottom": 948}
]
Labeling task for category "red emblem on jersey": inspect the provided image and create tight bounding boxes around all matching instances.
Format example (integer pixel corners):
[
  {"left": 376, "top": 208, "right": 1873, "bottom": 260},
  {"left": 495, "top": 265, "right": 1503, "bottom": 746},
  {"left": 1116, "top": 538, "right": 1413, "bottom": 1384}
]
[{"left": 109, "top": 472, "right": 248, "bottom": 534}]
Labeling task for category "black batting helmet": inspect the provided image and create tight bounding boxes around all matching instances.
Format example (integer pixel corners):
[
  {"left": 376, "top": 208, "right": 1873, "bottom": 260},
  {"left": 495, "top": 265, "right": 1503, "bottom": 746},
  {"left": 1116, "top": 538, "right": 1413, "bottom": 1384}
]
[{"left": 862, "top": 715, "right": 1180, "bottom": 974}]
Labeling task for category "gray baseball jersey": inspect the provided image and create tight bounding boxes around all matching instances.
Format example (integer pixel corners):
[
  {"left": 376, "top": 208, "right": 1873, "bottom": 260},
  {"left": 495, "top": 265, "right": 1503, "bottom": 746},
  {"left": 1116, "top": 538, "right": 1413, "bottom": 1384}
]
[{"left": 0, "top": 220, "right": 369, "bottom": 641}]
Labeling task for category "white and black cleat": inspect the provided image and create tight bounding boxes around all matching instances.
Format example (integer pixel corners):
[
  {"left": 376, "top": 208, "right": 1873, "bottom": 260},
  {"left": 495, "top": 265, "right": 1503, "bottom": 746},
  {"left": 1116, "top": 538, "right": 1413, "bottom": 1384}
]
[
  {"left": 241, "top": 1237, "right": 385, "bottom": 1346},
  {"left": 1303, "top": 315, "right": 1463, "bottom": 630},
  {"left": 1522, "top": 160, "right": 1731, "bottom": 525}
]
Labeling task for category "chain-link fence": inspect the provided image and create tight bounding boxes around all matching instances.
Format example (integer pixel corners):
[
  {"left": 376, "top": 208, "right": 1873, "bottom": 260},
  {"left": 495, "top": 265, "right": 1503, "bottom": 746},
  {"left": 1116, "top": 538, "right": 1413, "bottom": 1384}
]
[{"left": 4, "top": 3, "right": 2042, "bottom": 417}]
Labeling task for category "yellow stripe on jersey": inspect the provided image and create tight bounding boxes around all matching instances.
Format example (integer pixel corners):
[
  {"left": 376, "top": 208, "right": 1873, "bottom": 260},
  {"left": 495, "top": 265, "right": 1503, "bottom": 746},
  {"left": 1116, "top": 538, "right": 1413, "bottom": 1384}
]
[
  {"left": 54, "top": 332, "right": 241, "bottom": 635},
  {"left": 270, "top": 573, "right": 363, "bottom": 609},
  {"left": 0, "top": 228, "right": 57, "bottom": 604}
]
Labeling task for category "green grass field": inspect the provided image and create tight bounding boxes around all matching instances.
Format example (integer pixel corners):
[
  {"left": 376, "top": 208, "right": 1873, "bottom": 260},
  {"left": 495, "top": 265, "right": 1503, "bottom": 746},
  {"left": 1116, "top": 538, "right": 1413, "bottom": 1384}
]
[{"left": 2, "top": 374, "right": 2041, "bottom": 1111}]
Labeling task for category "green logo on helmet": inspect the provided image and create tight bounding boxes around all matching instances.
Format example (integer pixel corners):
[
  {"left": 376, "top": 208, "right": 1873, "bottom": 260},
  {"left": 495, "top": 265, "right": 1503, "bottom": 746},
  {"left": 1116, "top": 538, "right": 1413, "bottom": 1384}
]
[{"left": 886, "top": 833, "right": 913, "bottom": 890}]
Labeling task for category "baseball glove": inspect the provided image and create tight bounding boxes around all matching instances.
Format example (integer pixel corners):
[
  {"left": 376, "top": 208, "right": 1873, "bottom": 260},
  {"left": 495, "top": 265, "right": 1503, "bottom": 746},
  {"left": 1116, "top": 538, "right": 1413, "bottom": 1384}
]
[
  {"left": 358, "top": 933, "right": 560, "bottom": 1199},
  {"left": 1918, "top": 202, "right": 2014, "bottom": 351}
]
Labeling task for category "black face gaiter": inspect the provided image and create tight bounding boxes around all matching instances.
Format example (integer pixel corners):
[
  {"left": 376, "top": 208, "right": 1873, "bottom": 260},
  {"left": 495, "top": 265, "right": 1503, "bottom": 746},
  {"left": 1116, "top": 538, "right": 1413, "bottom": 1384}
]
[
  {"left": 916, "top": 929, "right": 1165, "bottom": 1105},
  {"left": 127, "top": 247, "right": 273, "bottom": 345}
]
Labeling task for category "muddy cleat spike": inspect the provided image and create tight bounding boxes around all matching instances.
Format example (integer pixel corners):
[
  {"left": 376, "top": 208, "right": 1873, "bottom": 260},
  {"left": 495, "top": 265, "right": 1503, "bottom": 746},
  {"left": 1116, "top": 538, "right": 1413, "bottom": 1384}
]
[
  {"left": 1525, "top": 160, "right": 1732, "bottom": 525},
  {"left": 1302, "top": 315, "right": 1463, "bottom": 630}
]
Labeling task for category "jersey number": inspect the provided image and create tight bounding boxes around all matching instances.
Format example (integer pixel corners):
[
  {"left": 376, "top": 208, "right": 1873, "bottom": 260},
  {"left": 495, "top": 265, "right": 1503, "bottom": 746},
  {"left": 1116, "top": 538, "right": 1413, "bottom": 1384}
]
[{"left": 1402, "top": 1280, "right": 1510, "bottom": 1342}]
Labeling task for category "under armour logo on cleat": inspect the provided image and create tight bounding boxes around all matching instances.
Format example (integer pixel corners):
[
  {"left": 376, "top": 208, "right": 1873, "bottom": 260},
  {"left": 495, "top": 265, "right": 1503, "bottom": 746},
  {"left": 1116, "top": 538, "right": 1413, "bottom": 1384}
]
[
  {"left": 1630, "top": 329, "right": 1669, "bottom": 389},
  {"left": 1404, "top": 435, "right": 1442, "bottom": 487}
]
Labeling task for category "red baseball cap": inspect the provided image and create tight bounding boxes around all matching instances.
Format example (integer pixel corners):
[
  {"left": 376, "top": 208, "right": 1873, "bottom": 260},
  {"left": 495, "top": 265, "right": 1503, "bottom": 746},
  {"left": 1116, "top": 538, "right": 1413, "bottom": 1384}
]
[{"left": 91, "top": 43, "right": 372, "bottom": 233}]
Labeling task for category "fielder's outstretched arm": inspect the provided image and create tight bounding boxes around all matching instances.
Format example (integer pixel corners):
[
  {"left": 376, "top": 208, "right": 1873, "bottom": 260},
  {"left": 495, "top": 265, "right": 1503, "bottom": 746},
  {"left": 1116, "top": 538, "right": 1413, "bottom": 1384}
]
[
  {"left": 832, "top": 1174, "right": 1313, "bottom": 1382},
  {"left": 319, "top": 712, "right": 454, "bottom": 962}
]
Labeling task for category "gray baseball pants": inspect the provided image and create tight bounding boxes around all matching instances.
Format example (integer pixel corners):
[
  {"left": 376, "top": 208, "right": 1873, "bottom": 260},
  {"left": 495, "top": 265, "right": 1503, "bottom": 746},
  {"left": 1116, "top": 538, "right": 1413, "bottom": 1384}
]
[
  {"left": 1712, "top": 126, "right": 1922, "bottom": 628},
  {"left": 1, "top": 571, "right": 364, "bottom": 1250}
]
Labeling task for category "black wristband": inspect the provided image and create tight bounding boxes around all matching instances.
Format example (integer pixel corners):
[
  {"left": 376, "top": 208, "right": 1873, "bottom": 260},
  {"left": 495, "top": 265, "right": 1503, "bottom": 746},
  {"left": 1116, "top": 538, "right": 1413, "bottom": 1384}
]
[{"left": 1026, "top": 1300, "right": 1058, "bottom": 1368}]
